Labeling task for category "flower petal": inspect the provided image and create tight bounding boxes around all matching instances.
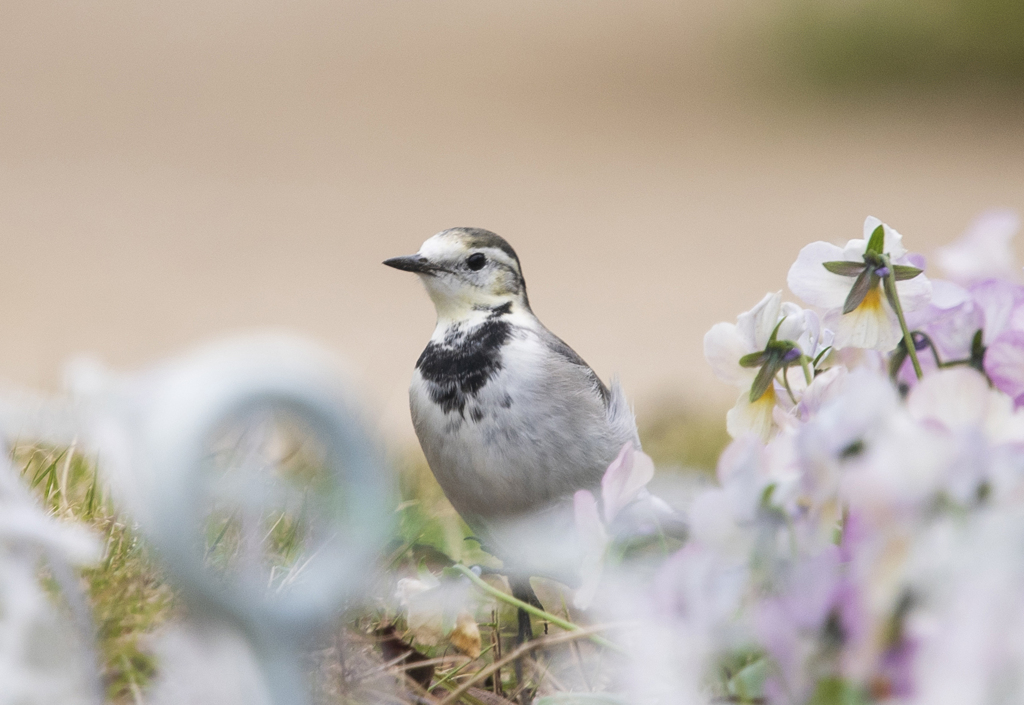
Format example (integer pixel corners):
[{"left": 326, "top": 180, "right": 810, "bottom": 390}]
[
  {"left": 726, "top": 387, "right": 779, "bottom": 441},
  {"left": 826, "top": 287, "right": 903, "bottom": 351},
  {"left": 788, "top": 242, "right": 854, "bottom": 309},
  {"left": 891, "top": 264, "right": 933, "bottom": 312},
  {"left": 736, "top": 292, "right": 782, "bottom": 351},
  {"left": 907, "top": 367, "right": 992, "bottom": 430},
  {"left": 985, "top": 330, "right": 1024, "bottom": 408},
  {"left": 937, "top": 209, "right": 1020, "bottom": 285},
  {"left": 704, "top": 322, "right": 757, "bottom": 387},
  {"left": 971, "top": 279, "right": 1024, "bottom": 342},
  {"left": 863, "top": 216, "right": 907, "bottom": 259},
  {"left": 601, "top": 443, "right": 656, "bottom": 523}
]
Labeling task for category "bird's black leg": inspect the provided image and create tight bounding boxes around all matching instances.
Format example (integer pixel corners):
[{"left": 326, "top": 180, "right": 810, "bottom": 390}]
[{"left": 510, "top": 579, "right": 544, "bottom": 704}]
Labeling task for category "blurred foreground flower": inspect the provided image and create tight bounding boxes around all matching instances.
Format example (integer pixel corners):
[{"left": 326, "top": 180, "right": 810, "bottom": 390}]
[
  {"left": 936, "top": 208, "right": 1020, "bottom": 285},
  {"left": 572, "top": 442, "right": 665, "bottom": 608},
  {"left": 582, "top": 211, "right": 1024, "bottom": 705},
  {"left": 395, "top": 573, "right": 482, "bottom": 658},
  {"left": 0, "top": 458, "right": 100, "bottom": 705}
]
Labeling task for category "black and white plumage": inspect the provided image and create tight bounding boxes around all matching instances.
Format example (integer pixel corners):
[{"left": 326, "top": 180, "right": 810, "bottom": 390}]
[{"left": 385, "top": 228, "right": 639, "bottom": 582}]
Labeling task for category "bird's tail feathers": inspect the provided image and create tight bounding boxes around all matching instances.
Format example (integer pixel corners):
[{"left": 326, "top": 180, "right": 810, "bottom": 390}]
[{"left": 606, "top": 375, "right": 641, "bottom": 449}]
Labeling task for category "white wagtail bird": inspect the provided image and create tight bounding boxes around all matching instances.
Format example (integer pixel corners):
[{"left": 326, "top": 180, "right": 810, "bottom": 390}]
[{"left": 384, "top": 228, "right": 643, "bottom": 639}]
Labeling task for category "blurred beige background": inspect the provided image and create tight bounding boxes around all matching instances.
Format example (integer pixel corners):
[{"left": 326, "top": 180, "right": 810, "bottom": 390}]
[{"left": 1, "top": 1, "right": 1022, "bottom": 441}]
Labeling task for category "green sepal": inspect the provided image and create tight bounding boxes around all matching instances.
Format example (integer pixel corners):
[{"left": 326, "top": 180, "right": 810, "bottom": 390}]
[
  {"left": 970, "top": 328, "right": 987, "bottom": 373},
  {"left": 842, "top": 267, "right": 878, "bottom": 314},
  {"left": 888, "top": 338, "right": 909, "bottom": 381},
  {"left": 892, "top": 264, "right": 923, "bottom": 281},
  {"left": 822, "top": 260, "right": 866, "bottom": 277},
  {"left": 813, "top": 346, "right": 833, "bottom": 367},
  {"left": 727, "top": 657, "right": 768, "bottom": 702},
  {"left": 971, "top": 328, "right": 985, "bottom": 358},
  {"left": 749, "top": 356, "right": 782, "bottom": 403},
  {"left": 866, "top": 223, "right": 886, "bottom": 255},
  {"left": 739, "top": 351, "right": 769, "bottom": 368},
  {"left": 766, "top": 316, "right": 787, "bottom": 346},
  {"left": 807, "top": 677, "right": 870, "bottom": 705}
]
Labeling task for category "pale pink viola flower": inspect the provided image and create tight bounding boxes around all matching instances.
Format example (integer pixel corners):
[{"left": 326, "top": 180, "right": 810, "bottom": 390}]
[
  {"left": 601, "top": 442, "right": 656, "bottom": 523},
  {"left": 599, "top": 544, "right": 748, "bottom": 705},
  {"left": 572, "top": 443, "right": 661, "bottom": 607},
  {"left": 971, "top": 279, "right": 1024, "bottom": 343},
  {"left": 965, "top": 280, "right": 1024, "bottom": 407},
  {"left": 985, "top": 331, "right": 1024, "bottom": 409},
  {"left": 754, "top": 547, "right": 844, "bottom": 703},
  {"left": 936, "top": 209, "right": 1020, "bottom": 285},
  {"left": 904, "top": 279, "right": 979, "bottom": 359},
  {"left": 788, "top": 216, "right": 931, "bottom": 351}
]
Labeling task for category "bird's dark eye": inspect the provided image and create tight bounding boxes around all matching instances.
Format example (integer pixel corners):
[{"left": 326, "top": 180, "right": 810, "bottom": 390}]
[{"left": 466, "top": 253, "right": 487, "bottom": 271}]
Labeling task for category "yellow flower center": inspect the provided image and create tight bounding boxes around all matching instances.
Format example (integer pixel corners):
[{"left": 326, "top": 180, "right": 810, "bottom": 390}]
[{"left": 858, "top": 284, "right": 884, "bottom": 312}]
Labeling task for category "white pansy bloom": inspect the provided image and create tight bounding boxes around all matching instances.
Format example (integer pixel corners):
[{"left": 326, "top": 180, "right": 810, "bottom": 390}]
[
  {"left": 788, "top": 217, "right": 932, "bottom": 351},
  {"left": 705, "top": 292, "right": 830, "bottom": 440}
]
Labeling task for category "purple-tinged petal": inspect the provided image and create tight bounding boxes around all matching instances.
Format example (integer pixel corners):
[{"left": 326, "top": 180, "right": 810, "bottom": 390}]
[
  {"left": 970, "top": 279, "right": 1024, "bottom": 342},
  {"left": 601, "top": 443, "right": 655, "bottom": 523},
  {"left": 937, "top": 209, "right": 1020, "bottom": 285},
  {"left": 985, "top": 330, "right": 1024, "bottom": 408}
]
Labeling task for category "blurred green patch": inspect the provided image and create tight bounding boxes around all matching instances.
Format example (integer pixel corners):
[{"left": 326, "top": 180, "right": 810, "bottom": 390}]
[
  {"left": 638, "top": 401, "right": 730, "bottom": 476},
  {"left": 17, "top": 445, "right": 176, "bottom": 704},
  {"left": 774, "top": 0, "right": 1024, "bottom": 89},
  {"left": 390, "top": 449, "right": 499, "bottom": 572}
]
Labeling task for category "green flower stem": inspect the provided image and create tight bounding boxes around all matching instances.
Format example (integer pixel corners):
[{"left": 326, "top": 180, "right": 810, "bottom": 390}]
[
  {"left": 886, "top": 269, "right": 923, "bottom": 379},
  {"left": 779, "top": 369, "right": 798, "bottom": 405},
  {"left": 452, "top": 565, "right": 623, "bottom": 653}
]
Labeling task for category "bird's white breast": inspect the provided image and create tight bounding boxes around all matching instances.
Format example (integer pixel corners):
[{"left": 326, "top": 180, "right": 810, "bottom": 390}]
[{"left": 410, "top": 318, "right": 632, "bottom": 528}]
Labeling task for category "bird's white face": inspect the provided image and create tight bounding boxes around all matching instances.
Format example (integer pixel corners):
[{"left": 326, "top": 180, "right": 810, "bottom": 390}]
[{"left": 385, "top": 228, "right": 528, "bottom": 321}]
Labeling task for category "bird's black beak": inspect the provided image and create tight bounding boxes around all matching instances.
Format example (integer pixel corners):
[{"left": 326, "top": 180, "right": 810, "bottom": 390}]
[{"left": 383, "top": 254, "right": 436, "bottom": 274}]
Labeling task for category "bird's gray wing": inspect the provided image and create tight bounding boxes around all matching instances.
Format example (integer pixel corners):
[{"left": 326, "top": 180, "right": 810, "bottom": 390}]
[
  {"left": 538, "top": 330, "right": 611, "bottom": 406},
  {"left": 536, "top": 326, "right": 640, "bottom": 452}
]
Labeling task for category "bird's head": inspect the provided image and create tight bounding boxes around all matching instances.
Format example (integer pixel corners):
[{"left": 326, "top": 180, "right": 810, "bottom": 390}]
[{"left": 384, "top": 228, "right": 530, "bottom": 320}]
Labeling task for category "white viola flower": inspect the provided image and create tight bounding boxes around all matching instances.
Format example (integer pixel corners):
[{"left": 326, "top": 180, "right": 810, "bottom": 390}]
[
  {"left": 788, "top": 216, "right": 931, "bottom": 352},
  {"left": 936, "top": 209, "right": 1020, "bottom": 285},
  {"left": 705, "top": 292, "right": 830, "bottom": 441}
]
